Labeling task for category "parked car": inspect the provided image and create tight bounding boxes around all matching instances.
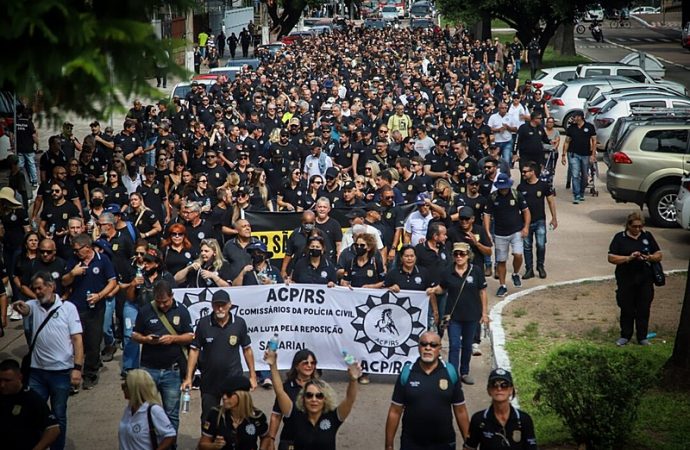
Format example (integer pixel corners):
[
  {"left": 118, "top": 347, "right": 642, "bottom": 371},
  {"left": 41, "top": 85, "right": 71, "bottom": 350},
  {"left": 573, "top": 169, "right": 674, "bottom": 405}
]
[
  {"left": 281, "top": 30, "right": 315, "bottom": 45},
  {"left": 585, "top": 84, "right": 679, "bottom": 118},
  {"left": 532, "top": 66, "right": 579, "bottom": 92},
  {"left": 382, "top": 0, "right": 405, "bottom": 17},
  {"left": 410, "top": 18, "right": 435, "bottom": 30},
  {"left": 606, "top": 119, "right": 690, "bottom": 227},
  {"left": 575, "top": 63, "right": 687, "bottom": 95},
  {"left": 682, "top": 22, "right": 690, "bottom": 49},
  {"left": 593, "top": 94, "right": 690, "bottom": 151},
  {"left": 409, "top": 1, "right": 433, "bottom": 18},
  {"left": 381, "top": 6, "right": 399, "bottom": 21},
  {"left": 255, "top": 42, "right": 285, "bottom": 57},
  {"left": 360, "top": 1, "right": 379, "bottom": 18},
  {"left": 630, "top": 6, "right": 659, "bottom": 14},
  {"left": 546, "top": 76, "right": 634, "bottom": 127},
  {"left": 675, "top": 174, "right": 690, "bottom": 229},
  {"left": 170, "top": 79, "right": 215, "bottom": 104},
  {"left": 0, "top": 91, "right": 23, "bottom": 128},
  {"left": 363, "top": 18, "right": 387, "bottom": 29}
]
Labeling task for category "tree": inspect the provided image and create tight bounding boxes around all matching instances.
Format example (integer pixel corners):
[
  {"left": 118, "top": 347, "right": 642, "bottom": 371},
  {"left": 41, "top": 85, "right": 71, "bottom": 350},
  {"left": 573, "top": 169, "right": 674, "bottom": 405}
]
[
  {"left": 434, "top": 0, "right": 625, "bottom": 56},
  {"left": 263, "top": 0, "right": 348, "bottom": 40},
  {"left": 662, "top": 260, "right": 690, "bottom": 390},
  {"left": 2, "top": 0, "right": 192, "bottom": 123}
]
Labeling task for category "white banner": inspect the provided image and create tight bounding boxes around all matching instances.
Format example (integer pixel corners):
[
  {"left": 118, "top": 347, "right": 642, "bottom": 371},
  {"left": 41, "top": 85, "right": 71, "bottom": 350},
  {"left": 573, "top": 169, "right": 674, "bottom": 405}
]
[{"left": 173, "top": 284, "right": 429, "bottom": 375}]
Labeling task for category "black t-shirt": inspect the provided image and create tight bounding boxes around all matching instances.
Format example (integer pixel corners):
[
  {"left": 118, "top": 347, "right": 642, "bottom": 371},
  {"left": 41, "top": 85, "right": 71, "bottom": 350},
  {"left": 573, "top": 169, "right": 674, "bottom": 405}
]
[
  {"left": 202, "top": 407, "right": 268, "bottom": 450},
  {"left": 565, "top": 122, "right": 596, "bottom": 156},
  {"left": 291, "top": 257, "right": 337, "bottom": 284},
  {"left": 455, "top": 194, "right": 488, "bottom": 224},
  {"left": 40, "top": 200, "right": 80, "bottom": 233},
  {"left": 515, "top": 123, "right": 549, "bottom": 162},
  {"left": 448, "top": 223, "right": 492, "bottom": 267},
  {"left": 0, "top": 208, "right": 30, "bottom": 247},
  {"left": 391, "top": 360, "right": 465, "bottom": 446},
  {"left": 134, "top": 301, "right": 193, "bottom": 369},
  {"left": 396, "top": 174, "right": 425, "bottom": 204},
  {"left": 163, "top": 246, "right": 197, "bottom": 277},
  {"left": 137, "top": 182, "right": 167, "bottom": 223},
  {"left": 608, "top": 231, "right": 660, "bottom": 285},
  {"left": 22, "top": 257, "right": 67, "bottom": 294},
  {"left": 414, "top": 242, "right": 450, "bottom": 284},
  {"left": 284, "top": 408, "right": 343, "bottom": 450},
  {"left": 186, "top": 220, "right": 219, "bottom": 254},
  {"left": 39, "top": 151, "right": 69, "bottom": 177},
  {"left": 342, "top": 255, "right": 384, "bottom": 287},
  {"left": 185, "top": 261, "right": 233, "bottom": 288},
  {"left": 518, "top": 179, "right": 554, "bottom": 222},
  {"left": 439, "top": 264, "right": 487, "bottom": 322},
  {"left": 465, "top": 406, "right": 538, "bottom": 450},
  {"left": 0, "top": 388, "right": 59, "bottom": 450},
  {"left": 315, "top": 217, "right": 343, "bottom": 262},
  {"left": 378, "top": 205, "right": 404, "bottom": 248},
  {"left": 485, "top": 190, "right": 529, "bottom": 236},
  {"left": 104, "top": 184, "right": 129, "bottom": 207},
  {"left": 384, "top": 265, "right": 433, "bottom": 291},
  {"left": 192, "top": 314, "right": 251, "bottom": 394},
  {"left": 271, "top": 379, "right": 303, "bottom": 442}
]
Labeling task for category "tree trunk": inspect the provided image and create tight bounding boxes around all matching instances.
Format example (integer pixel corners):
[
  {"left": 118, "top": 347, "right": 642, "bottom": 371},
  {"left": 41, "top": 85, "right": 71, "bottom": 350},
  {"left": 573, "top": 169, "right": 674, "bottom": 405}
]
[
  {"left": 558, "top": 21, "right": 576, "bottom": 57},
  {"left": 479, "top": 11, "right": 491, "bottom": 41},
  {"left": 552, "top": 23, "right": 565, "bottom": 54},
  {"left": 661, "top": 259, "right": 690, "bottom": 391}
]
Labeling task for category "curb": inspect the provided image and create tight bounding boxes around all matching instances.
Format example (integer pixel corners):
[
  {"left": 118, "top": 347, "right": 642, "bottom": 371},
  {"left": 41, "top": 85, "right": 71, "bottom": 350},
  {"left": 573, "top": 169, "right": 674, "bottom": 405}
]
[{"left": 488, "top": 269, "right": 687, "bottom": 408}]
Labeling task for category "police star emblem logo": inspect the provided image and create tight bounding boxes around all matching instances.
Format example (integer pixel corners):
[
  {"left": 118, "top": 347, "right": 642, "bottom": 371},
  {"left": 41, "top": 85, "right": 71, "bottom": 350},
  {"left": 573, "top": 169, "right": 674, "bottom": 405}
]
[
  {"left": 229, "top": 335, "right": 238, "bottom": 345},
  {"left": 439, "top": 378, "right": 448, "bottom": 390},
  {"left": 351, "top": 291, "right": 425, "bottom": 358}
]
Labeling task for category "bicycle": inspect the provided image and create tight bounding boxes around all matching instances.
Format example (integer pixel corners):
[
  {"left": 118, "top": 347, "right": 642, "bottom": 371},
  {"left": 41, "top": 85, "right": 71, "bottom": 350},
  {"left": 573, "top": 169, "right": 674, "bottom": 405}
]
[
  {"left": 575, "top": 22, "right": 586, "bottom": 34},
  {"left": 609, "top": 18, "right": 631, "bottom": 28}
]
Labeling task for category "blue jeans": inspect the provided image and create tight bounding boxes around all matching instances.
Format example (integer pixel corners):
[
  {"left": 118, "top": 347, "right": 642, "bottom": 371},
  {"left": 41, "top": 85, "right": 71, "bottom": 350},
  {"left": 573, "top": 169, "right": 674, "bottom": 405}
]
[
  {"left": 496, "top": 139, "right": 513, "bottom": 166},
  {"left": 144, "top": 367, "right": 181, "bottom": 432},
  {"left": 30, "top": 368, "right": 71, "bottom": 450},
  {"left": 514, "top": 59, "right": 522, "bottom": 73},
  {"left": 448, "top": 320, "right": 477, "bottom": 376},
  {"left": 568, "top": 153, "right": 590, "bottom": 199},
  {"left": 102, "top": 297, "right": 115, "bottom": 346},
  {"left": 122, "top": 301, "right": 140, "bottom": 374},
  {"left": 18, "top": 152, "right": 37, "bottom": 184},
  {"left": 523, "top": 219, "right": 547, "bottom": 270}
]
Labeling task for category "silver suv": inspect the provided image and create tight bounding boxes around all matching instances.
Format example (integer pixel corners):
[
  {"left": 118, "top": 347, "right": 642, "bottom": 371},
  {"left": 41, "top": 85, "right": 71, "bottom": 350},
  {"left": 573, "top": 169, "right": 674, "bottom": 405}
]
[
  {"left": 606, "top": 115, "right": 690, "bottom": 227},
  {"left": 575, "top": 63, "right": 687, "bottom": 95}
]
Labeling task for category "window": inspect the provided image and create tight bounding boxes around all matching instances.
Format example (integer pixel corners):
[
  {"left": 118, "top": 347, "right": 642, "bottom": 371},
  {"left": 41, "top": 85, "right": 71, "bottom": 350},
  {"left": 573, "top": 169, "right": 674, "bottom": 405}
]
[
  {"left": 584, "top": 69, "right": 610, "bottom": 77},
  {"left": 554, "top": 71, "right": 577, "bottom": 82},
  {"left": 673, "top": 101, "right": 690, "bottom": 109},
  {"left": 618, "top": 69, "right": 648, "bottom": 83},
  {"left": 578, "top": 85, "right": 598, "bottom": 99},
  {"left": 640, "top": 129, "right": 689, "bottom": 154}
]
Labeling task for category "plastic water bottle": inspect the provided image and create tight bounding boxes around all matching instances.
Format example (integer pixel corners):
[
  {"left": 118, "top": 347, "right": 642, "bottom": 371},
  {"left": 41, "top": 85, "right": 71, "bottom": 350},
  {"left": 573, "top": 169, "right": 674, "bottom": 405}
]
[
  {"left": 136, "top": 267, "right": 143, "bottom": 278},
  {"left": 86, "top": 290, "right": 94, "bottom": 309},
  {"left": 646, "top": 332, "right": 657, "bottom": 339},
  {"left": 181, "top": 387, "right": 191, "bottom": 413},
  {"left": 342, "top": 350, "right": 356, "bottom": 367},
  {"left": 48, "top": 223, "right": 56, "bottom": 237},
  {"left": 549, "top": 223, "right": 555, "bottom": 231},
  {"left": 268, "top": 333, "right": 280, "bottom": 351}
]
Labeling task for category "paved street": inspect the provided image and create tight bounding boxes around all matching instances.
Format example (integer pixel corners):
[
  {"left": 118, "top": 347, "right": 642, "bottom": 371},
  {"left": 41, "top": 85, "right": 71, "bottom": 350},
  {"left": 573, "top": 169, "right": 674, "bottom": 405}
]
[{"left": 2, "top": 19, "right": 690, "bottom": 450}]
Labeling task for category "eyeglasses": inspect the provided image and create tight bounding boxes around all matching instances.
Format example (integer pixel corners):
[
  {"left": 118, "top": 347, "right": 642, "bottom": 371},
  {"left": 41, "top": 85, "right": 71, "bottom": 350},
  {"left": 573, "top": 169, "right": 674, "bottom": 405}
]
[
  {"left": 109, "top": 174, "right": 118, "bottom": 177},
  {"left": 313, "top": 180, "right": 323, "bottom": 185},
  {"left": 419, "top": 341, "right": 441, "bottom": 348},
  {"left": 51, "top": 189, "right": 62, "bottom": 193},
  {"left": 198, "top": 179, "right": 208, "bottom": 183},
  {"left": 354, "top": 244, "right": 367, "bottom": 249},
  {"left": 300, "top": 360, "right": 316, "bottom": 366},
  {"left": 454, "top": 251, "right": 469, "bottom": 257},
  {"left": 459, "top": 217, "right": 472, "bottom": 222},
  {"left": 383, "top": 196, "right": 394, "bottom": 201},
  {"left": 39, "top": 249, "right": 55, "bottom": 254},
  {"left": 304, "top": 392, "right": 325, "bottom": 400},
  {"left": 239, "top": 156, "right": 249, "bottom": 160},
  {"left": 490, "top": 381, "right": 512, "bottom": 390},
  {"left": 135, "top": 252, "right": 146, "bottom": 257},
  {"left": 170, "top": 232, "right": 185, "bottom": 237},
  {"left": 629, "top": 224, "right": 644, "bottom": 229}
]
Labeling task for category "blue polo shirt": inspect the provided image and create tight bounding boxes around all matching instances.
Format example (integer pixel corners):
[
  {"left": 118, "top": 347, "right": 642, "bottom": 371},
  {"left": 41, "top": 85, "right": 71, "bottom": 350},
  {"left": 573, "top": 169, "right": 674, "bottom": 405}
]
[{"left": 65, "top": 252, "right": 117, "bottom": 312}]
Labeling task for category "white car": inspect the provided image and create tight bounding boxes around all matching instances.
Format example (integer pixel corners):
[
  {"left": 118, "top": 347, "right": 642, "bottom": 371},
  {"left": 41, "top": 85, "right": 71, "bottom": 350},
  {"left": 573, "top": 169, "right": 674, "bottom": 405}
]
[
  {"left": 675, "top": 175, "right": 690, "bottom": 229},
  {"left": 532, "top": 66, "right": 578, "bottom": 91},
  {"left": 381, "top": 6, "right": 399, "bottom": 22},
  {"left": 586, "top": 8, "right": 605, "bottom": 21},
  {"left": 630, "top": 6, "right": 659, "bottom": 15}
]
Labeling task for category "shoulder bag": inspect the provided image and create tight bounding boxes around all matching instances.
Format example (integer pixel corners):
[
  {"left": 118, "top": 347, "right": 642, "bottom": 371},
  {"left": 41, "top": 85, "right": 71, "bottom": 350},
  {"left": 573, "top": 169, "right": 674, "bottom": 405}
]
[
  {"left": 439, "top": 264, "right": 473, "bottom": 334},
  {"left": 21, "top": 305, "right": 62, "bottom": 385},
  {"left": 150, "top": 301, "right": 188, "bottom": 360},
  {"left": 644, "top": 232, "right": 665, "bottom": 287},
  {"left": 146, "top": 404, "right": 158, "bottom": 450}
]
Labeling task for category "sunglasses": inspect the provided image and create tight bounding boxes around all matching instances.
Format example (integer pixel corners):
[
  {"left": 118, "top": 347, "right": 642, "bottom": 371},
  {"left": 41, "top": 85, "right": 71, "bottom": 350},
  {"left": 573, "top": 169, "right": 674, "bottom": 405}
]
[
  {"left": 109, "top": 173, "right": 118, "bottom": 177},
  {"left": 198, "top": 179, "right": 208, "bottom": 183},
  {"left": 454, "top": 251, "right": 469, "bottom": 257},
  {"left": 354, "top": 243, "right": 367, "bottom": 249},
  {"left": 419, "top": 341, "right": 441, "bottom": 348},
  {"left": 300, "top": 360, "right": 316, "bottom": 366},
  {"left": 136, "top": 252, "right": 146, "bottom": 257},
  {"left": 304, "top": 392, "right": 325, "bottom": 400},
  {"left": 51, "top": 189, "right": 62, "bottom": 193},
  {"left": 313, "top": 181, "right": 323, "bottom": 185},
  {"left": 239, "top": 156, "right": 249, "bottom": 160},
  {"left": 170, "top": 232, "right": 185, "bottom": 237},
  {"left": 39, "top": 249, "right": 55, "bottom": 254},
  {"left": 491, "top": 381, "right": 512, "bottom": 390}
]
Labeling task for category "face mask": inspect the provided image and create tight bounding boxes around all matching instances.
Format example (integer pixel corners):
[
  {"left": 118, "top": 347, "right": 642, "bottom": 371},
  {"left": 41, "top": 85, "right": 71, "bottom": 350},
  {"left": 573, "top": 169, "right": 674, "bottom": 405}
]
[
  {"left": 91, "top": 198, "right": 104, "bottom": 207},
  {"left": 145, "top": 267, "right": 157, "bottom": 276},
  {"left": 251, "top": 253, "right": 265, "bottom": 264},
  {"left": 308, "top": 248, "right": 322, "bottom": 258},
  {"left": 355, "top": 246, "right": 367, "bottom": 256},
  {"left": 303, "top": 223, "right": 315, "bottom": 232}
]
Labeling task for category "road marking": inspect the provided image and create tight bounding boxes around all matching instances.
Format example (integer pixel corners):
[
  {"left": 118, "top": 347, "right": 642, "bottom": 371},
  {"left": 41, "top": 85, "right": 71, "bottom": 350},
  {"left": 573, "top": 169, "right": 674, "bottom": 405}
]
[{"left": 601, "top": 39, "right": 690, "bottom": 72}]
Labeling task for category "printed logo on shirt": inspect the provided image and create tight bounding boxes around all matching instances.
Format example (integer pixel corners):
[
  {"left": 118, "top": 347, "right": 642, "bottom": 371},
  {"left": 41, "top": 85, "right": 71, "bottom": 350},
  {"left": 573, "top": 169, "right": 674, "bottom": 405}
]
[
  {"left": 173, "top": 316, "right": 180, "bottom": 325},
  {"left": 439, "top": 378, "right": 448, "bottom": 390},
  {"left": 229, "top": 335, "right": 238, "bottom": 346},
  {"left": 319, "top": 419, "right": 332, "bottom": 431}
]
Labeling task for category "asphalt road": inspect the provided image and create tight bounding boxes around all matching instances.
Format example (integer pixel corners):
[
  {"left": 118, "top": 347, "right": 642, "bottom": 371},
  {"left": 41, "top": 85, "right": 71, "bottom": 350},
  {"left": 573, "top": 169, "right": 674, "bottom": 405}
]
[{"left": 2, "top": 22, "right": 689, "bottom": 450}]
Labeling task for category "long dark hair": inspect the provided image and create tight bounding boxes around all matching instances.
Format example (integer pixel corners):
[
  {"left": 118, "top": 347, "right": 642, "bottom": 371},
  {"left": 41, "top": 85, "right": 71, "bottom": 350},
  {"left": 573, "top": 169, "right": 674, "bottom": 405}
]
[{"left": 286, "top": 349, "right": 319, "bottom": 383}]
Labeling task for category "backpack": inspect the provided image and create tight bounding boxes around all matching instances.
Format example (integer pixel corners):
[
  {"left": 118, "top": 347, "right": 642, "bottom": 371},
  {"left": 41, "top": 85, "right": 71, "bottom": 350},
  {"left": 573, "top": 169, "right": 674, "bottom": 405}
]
[
  {"left": 490, "top": 187, "right": 519, "bottom": 203},
  {"left": 400, "top": 360, "right": 458, "bottom": 386}
]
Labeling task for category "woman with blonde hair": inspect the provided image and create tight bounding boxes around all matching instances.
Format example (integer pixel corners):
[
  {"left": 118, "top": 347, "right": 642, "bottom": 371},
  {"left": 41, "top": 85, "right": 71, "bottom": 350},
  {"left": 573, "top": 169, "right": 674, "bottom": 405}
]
[
  {"left": 363, "top": 160, "right": 380, "bottom": 190},
  {"left": 174, "top": 238, "right": 233, "bottom": 287},
  {"left": 118, "top": 369, "right": 176, "bottom": 450},
  {"left": 248, "top": 167, "right": 274, "bottom": 211},
  {"left": 127, "top": 192, "right": 162, "bottom": 244},
  {"left": 198, "top": 376, "right": 268, "bottom": 450}
]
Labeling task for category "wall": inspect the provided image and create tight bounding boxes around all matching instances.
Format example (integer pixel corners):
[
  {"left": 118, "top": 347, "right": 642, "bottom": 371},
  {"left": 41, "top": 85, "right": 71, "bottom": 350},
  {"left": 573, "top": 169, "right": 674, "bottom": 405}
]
[{"left": 224, "top": 7, "right": 255, "bottom": 37}]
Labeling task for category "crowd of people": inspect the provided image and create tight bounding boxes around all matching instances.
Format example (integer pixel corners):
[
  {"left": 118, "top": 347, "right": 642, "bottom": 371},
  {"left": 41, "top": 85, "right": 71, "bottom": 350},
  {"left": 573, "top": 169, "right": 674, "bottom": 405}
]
[{"left": 0, "top": 17, "right": 663, "bottom": 450}]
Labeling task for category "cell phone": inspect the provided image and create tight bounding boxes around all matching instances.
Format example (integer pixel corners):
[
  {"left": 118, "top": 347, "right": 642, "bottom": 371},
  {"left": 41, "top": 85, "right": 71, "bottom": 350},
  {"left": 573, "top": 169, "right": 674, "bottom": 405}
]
[{"left": 150, "top": 334, "right": 160, "bottom": 340}]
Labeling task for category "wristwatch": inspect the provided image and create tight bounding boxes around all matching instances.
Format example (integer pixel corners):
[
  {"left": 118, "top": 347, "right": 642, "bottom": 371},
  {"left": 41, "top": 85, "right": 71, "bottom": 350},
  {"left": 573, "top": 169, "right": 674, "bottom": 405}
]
[{"left": 73, "top": 364, "right": 83, "bottom": 371}]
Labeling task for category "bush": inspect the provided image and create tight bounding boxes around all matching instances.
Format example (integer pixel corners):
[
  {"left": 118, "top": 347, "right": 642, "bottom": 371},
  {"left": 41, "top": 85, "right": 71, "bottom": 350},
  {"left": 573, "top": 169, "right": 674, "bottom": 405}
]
[{"left": 533, "top": 343, "right": 656, "bottom": 449}]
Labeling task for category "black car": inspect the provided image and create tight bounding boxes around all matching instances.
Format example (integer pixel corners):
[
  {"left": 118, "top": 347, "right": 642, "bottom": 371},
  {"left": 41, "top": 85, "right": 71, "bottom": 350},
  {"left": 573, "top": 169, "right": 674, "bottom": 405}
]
[{"left": 410, "top": 18, "right": 435, "bottom": 30}]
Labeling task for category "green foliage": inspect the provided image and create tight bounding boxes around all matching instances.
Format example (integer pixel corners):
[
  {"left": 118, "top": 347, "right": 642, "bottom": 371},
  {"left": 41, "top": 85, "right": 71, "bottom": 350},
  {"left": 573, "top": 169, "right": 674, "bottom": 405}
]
[
  {"left": 1, "top": 0, "right": 193, "bottom": 124},
  {"left": 533, "top": 343, "right": 656, "bottom": 449}
]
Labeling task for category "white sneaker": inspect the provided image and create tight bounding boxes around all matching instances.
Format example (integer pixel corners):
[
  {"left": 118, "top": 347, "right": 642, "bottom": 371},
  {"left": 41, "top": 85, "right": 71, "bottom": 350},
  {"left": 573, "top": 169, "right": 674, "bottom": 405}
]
[
  {"left": 472, "top": 343, "right": 482, "bottom": 356},
  {"left": 9, "top": 306, "right": 22, "bottom": 321}
]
